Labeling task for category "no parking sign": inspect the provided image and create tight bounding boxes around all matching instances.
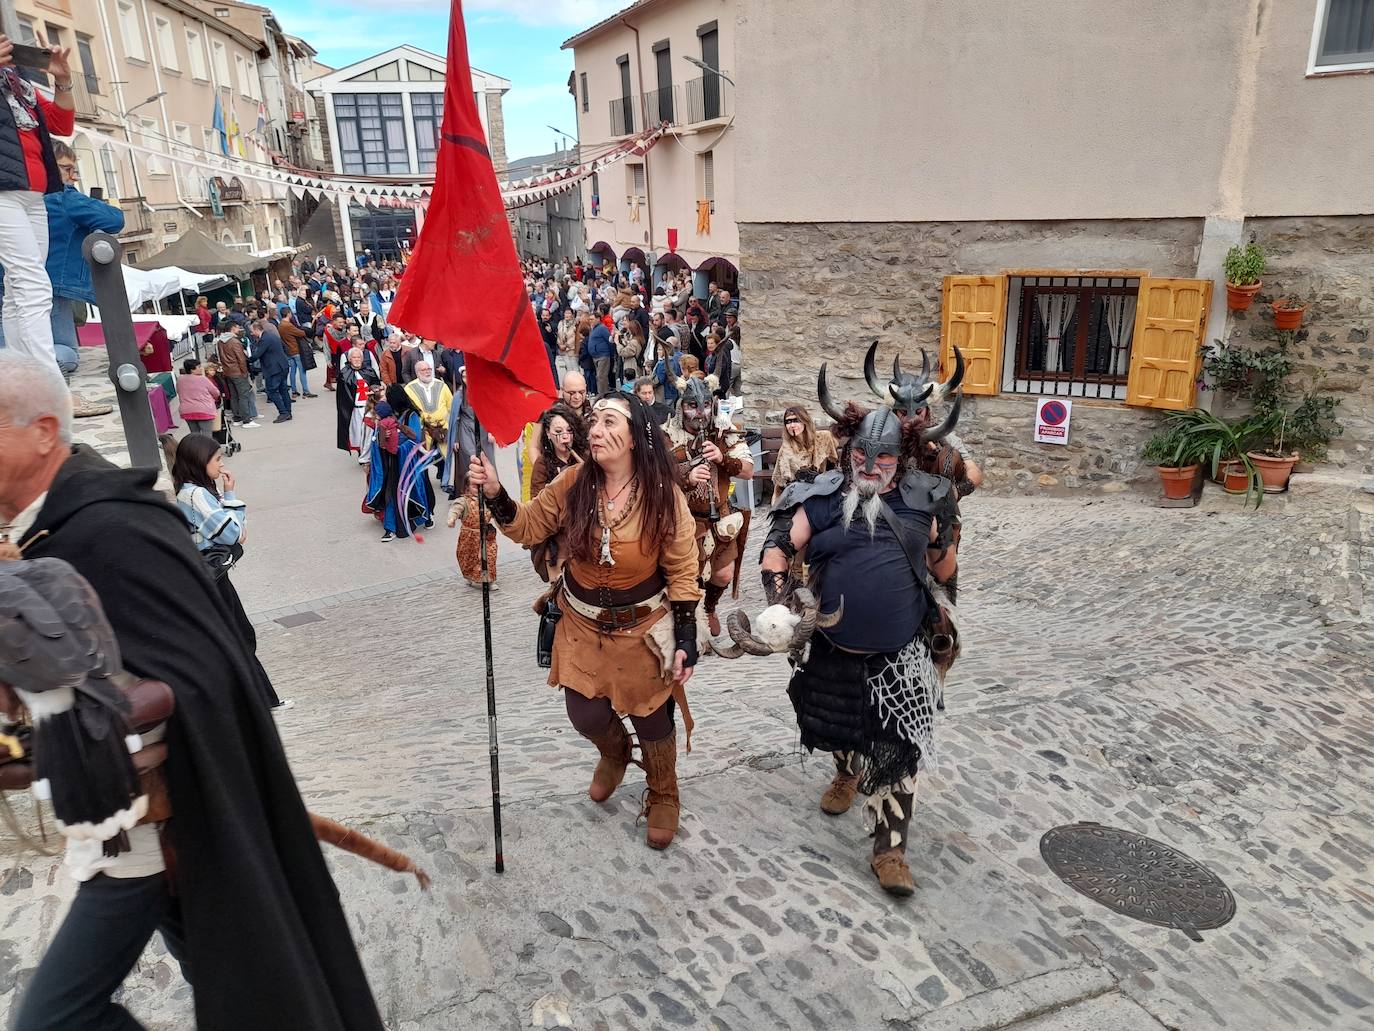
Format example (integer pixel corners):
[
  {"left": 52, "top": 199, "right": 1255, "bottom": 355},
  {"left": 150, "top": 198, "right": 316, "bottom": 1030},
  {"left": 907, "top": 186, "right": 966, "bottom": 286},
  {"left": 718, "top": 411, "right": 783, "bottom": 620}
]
[{"left": 1034, "top": 398, "right": 1072, "bottom": 445}]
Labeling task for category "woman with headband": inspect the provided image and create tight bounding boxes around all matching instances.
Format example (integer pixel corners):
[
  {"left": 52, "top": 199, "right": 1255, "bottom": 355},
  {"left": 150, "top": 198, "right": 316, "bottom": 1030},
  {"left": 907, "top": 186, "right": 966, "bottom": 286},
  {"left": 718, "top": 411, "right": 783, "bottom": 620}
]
[{"left": 468, "top": 392, "right": 700, "bottom": 850}]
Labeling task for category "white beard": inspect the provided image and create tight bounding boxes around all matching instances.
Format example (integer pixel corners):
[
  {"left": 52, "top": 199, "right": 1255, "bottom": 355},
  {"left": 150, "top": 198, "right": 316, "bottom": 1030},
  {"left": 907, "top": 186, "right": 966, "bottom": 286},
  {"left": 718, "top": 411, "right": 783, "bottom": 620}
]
[{"left": 841, "top": 488, "right": 884, "bottom": 536}]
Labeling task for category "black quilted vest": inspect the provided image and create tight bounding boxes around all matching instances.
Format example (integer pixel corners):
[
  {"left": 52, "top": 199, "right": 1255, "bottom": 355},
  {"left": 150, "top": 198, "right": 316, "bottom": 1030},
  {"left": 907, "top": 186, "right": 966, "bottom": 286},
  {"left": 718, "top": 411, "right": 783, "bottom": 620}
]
[{"left": 0, "top": 88, "right": 62, "bottom": 194}]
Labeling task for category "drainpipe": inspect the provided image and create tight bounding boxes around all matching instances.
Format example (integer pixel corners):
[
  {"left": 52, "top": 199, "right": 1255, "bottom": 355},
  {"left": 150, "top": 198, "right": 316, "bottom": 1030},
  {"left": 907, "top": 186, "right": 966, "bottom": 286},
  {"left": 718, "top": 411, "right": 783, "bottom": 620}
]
[
  {"left": 619, "top": 15, "right": 654, "bottom": 260},
  {"left": 93, "top": 0, "right": 150, "bottom": 215},
  {"left": 136, "top": 0, "right": 202, "bottom": 220}
]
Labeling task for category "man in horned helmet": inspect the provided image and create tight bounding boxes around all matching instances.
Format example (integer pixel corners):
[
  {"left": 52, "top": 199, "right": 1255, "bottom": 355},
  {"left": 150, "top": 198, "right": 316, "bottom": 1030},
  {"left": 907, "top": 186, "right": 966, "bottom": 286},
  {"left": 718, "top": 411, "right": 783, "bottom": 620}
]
[
  {"left": 665, "top": 373, "right": 754, "bottom": 636},
  {"left": 717, "top": 349, "right": 965, "bottom": 897}
]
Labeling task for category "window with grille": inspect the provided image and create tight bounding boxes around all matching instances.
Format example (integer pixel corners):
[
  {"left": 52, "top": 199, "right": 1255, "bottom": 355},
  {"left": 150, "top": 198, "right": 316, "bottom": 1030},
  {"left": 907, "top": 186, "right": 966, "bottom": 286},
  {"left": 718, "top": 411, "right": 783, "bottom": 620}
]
[
  {"left": 335, "top": 93, "right": 409, "bottom": 175},
  {"left": 579, "top": 72, "right": 588, "bottom": 113},
  {"left": 411, "top": 92, "right": 441, "bottom": 172},
  {"left": 1312, "top": 0, "right": 1374, "bottom": 69},
  {"left": 697, "top": 150, "right": 715, "bottom": 214},
  {"left": 1004, "top": 276, "right": 1139, "bottom": 399}
]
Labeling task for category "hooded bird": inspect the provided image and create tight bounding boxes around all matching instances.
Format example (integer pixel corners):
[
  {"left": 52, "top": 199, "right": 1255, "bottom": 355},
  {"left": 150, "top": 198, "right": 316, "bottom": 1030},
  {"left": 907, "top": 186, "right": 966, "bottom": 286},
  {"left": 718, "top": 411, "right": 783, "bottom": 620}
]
[{"left": 0, "top": 558, "right": 145, "bottom": 850}]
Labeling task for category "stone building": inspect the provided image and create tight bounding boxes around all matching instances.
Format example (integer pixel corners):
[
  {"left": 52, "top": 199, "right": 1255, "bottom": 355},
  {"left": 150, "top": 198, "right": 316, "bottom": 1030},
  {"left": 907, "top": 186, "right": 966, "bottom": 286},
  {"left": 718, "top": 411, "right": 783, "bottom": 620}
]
[
  {"left": 305, "top": 45, "right": 510, "bottom": 266},
  {"left": 564, "top": 0, "right": 738, "bottom": 294},
  {"left": 737, "top": 0, "right": 1374, "bottom": 490}
]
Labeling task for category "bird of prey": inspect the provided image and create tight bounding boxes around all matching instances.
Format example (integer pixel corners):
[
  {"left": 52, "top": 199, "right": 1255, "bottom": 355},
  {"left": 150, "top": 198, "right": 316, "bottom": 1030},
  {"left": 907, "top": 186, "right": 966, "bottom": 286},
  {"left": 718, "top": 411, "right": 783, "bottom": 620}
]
[{"left": 0, "top": 558, "right": 146, "bottom": 850}]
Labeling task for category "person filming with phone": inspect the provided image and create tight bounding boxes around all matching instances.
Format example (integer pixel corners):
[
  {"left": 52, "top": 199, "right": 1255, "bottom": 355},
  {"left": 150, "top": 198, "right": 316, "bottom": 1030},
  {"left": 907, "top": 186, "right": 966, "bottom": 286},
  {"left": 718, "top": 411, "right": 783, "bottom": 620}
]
[{"left": 0, "top": 33, "right": 75, "bottom": 385}]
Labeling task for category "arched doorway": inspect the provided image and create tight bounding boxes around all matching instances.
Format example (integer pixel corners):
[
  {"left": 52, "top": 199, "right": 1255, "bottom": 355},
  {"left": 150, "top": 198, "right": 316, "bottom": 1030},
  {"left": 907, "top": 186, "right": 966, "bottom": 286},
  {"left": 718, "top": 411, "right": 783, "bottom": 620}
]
[
  {"left": 693, "top": 256, "right": 738, "bottom": 300},
  {"left": 587, "top": 240, "right": 616, "bottom": 274},
  {"left": 620, "top": 246, "right": 649, "bottom": 286},
  {"left": 653, "top": 251, "right": 691, "bottom": 291}
]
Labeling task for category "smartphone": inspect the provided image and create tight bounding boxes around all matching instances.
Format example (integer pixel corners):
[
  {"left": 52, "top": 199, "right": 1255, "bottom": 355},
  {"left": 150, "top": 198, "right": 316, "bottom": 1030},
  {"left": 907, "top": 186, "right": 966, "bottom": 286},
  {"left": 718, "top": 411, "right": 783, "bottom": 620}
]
[{"left": 10, "top": 43, "right": 52, "bottom": 71}]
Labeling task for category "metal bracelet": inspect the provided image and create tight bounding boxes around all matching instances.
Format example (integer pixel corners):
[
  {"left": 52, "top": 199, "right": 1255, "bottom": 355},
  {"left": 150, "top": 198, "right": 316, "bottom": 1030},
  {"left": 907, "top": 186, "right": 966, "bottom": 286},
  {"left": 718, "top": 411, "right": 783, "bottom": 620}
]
[{"left": 54, "top": 82, "right": 74, "bottom": 93}]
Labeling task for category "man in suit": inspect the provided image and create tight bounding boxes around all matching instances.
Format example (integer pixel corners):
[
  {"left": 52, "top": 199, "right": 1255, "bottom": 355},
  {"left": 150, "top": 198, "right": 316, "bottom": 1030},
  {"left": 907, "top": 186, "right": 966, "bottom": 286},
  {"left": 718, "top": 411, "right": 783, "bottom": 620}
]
[
  {"left": 401, "top": 339, "right": 456, "bottom": 390},
  {"left": 249, "top": 319, "right": 292, "bottom": 423}
]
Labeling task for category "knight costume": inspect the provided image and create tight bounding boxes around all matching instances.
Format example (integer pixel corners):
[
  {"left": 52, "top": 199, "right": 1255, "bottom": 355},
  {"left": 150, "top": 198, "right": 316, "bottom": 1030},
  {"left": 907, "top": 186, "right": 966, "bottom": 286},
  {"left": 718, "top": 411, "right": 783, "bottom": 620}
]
[
  {"left": 718, "top": 348, "right": 965, "bottom": 897},
  {"left": 664, "top": 374, "right": 752, "bottom": 630}
]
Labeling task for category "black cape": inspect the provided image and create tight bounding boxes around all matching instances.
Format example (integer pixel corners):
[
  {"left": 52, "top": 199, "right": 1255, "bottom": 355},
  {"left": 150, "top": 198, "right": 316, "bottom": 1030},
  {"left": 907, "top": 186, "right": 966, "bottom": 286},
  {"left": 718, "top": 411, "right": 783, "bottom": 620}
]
[
  {"left": 21, "top": 446, "right": 384, "bottom": 1031},
  {"left": 336, "top": 361, "right": 379, "bottom": 453}
]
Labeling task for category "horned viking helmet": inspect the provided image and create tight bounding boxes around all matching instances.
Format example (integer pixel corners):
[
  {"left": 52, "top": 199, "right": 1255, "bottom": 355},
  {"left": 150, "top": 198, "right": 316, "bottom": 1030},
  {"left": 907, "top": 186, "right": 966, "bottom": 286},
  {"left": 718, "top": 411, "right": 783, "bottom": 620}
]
[
  {"left": 863, "top": 341, "right": 966, "bottom": 417},
  {"left": 818, "top": 346, "right": 964, "bottom": 471}
]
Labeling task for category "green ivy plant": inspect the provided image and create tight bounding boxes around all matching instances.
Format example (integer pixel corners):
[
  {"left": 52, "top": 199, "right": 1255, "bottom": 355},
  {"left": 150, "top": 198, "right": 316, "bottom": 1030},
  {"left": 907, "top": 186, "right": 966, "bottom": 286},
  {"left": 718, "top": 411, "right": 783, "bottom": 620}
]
[
  {"left": 1201, "top": 337, "right": 1293, "bottom": 409},
  {"left": 1223, "top": 242, "right": 1265, "bottom": 286},
  {"left": 1285, "top": 391, "right": 1344, "bottom": 462}
]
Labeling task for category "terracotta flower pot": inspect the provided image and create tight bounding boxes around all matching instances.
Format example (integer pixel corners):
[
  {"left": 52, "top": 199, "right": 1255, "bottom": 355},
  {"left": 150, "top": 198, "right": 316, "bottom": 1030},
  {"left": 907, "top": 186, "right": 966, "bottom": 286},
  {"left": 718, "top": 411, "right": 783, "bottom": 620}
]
[
  {"left": 1271, "top": 303, "right": 1306, "bottom": 331},
  {"left": 1226, "top": 281, "right": 1261, "bottom": 311},
  {"left": 1221, "top": 460, "right": 1252, "bottom": 494},
  {"left": 1247, "top": 451, "right": 1299, "bottom": 492},
  {"left": 1157, "top": 464, "right": 1199, "bottom": 500}
]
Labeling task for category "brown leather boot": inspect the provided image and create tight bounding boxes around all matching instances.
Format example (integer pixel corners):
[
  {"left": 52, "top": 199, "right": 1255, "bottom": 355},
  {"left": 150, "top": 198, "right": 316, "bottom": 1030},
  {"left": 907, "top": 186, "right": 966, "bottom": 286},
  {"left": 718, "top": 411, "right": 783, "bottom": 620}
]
[
  {"left": 820, "top": 751, "right": 860, "bottom": 815},
  {"left": 638, "top": 732, "right": 680, "bottom": 849},
  {"left": 869, "top": 789, "right": 915, "bottom": 897},
  {"left": 584, "top": 718, "right": 633, "bottom": 803}
]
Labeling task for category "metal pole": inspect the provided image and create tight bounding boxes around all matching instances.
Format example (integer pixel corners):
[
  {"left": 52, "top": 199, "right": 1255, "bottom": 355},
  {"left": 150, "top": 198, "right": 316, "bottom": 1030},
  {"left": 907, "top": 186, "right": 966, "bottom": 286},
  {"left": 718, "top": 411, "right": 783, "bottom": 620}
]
[
  {"left": 472, "top": 412, "right": 505, "bottom": 874},
  {"left": 84, "top": 232, "right": 160, "bottom": 469}
]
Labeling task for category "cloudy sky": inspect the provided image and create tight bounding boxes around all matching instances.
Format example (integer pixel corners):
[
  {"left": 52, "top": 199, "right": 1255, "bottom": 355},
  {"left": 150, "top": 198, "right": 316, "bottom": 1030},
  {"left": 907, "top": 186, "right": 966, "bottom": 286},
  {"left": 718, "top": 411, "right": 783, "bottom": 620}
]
[{"left": 271, "top": 0, "right": 629, "bottom": 161}]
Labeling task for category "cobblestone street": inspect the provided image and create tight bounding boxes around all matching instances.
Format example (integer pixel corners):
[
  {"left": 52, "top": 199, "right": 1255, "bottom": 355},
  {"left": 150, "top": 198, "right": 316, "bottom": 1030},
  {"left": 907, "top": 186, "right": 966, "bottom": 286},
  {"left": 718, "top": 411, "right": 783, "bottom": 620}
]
[{"left": 3, "top": 392, "right": 1373, "bottom": 1030}]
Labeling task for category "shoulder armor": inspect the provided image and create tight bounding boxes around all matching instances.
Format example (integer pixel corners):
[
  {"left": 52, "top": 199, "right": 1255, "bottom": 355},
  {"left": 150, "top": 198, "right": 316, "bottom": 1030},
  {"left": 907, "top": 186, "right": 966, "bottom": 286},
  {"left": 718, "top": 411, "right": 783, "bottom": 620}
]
[
  {"left": 898, "top": 469, "right": 951, "bottom": 511},
  {"left": 775, "top": 469, "right": 844, "bottom": 511}
]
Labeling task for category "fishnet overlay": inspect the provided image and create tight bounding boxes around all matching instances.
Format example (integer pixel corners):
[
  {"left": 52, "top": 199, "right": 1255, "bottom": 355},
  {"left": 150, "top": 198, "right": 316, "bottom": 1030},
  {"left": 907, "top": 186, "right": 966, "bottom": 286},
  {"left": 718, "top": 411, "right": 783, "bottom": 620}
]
[{"left": 859, "top": 638, "right": 941, "bottom": 795}]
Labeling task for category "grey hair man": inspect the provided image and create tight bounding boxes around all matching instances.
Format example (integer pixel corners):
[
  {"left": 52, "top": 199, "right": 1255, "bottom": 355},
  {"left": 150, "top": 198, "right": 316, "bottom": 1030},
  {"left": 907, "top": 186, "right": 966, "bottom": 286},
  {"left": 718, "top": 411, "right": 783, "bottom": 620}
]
[{"left": 0, "top": 352, "right": 72, "bottom": 546}]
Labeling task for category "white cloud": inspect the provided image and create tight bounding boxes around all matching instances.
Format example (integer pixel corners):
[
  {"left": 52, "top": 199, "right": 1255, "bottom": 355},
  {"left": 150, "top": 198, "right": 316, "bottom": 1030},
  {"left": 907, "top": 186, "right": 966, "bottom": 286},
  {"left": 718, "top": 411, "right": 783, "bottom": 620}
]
[{"left": 504, "top": 82, "right": 575, "bottom": 107}]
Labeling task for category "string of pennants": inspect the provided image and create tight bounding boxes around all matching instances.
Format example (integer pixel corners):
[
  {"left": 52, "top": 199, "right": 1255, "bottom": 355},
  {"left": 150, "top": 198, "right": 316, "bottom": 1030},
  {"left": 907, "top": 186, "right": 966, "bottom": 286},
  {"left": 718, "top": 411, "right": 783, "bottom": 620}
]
[{"left": 70, "top": 123, "right": 666, "bottom": 213}]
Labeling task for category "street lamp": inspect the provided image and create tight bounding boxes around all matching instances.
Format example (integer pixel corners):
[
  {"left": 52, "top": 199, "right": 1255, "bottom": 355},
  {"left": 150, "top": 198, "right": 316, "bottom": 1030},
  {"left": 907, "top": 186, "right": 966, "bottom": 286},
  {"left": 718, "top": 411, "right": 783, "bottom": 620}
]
[
  {"left": 123, "top": 91, "right": 167, "bottom": 117},
  {"left": 546, "top": 124, "right": 577, "bottom": 164},
  {"left": 682, "top": 55, "right": 735, "bottom": 87}
]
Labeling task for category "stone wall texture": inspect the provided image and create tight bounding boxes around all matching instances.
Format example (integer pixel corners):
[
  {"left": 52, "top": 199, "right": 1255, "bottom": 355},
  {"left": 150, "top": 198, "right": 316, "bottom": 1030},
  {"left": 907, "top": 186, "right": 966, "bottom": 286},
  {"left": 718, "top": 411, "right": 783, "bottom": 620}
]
[
  {"left": 1223, "top": 216, "right": 1374, "bottom": 475},
  {"left": 740, "top": 218, "right": 1206, "bottom": 493}
]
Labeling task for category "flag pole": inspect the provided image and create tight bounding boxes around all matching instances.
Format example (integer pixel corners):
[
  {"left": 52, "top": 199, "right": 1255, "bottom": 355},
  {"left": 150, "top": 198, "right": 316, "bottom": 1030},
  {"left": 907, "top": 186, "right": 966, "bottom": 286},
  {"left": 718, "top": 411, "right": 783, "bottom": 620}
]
[{"left": 472, "top": 413, "right": 505, "bottom": 874}]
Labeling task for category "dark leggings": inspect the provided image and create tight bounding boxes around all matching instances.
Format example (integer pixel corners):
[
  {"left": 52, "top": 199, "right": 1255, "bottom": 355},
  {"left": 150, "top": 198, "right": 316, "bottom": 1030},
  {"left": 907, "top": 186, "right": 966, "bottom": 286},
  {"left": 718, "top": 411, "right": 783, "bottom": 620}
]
[{"left": 564, "top": 689, "right": 674, "bottom": 743}]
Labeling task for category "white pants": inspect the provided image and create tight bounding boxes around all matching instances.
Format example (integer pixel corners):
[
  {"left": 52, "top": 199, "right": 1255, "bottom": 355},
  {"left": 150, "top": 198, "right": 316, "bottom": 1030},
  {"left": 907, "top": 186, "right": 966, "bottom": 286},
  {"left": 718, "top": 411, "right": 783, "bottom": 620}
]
[{"left": 0, "top": 190, "right": 54, "bottom": 365}]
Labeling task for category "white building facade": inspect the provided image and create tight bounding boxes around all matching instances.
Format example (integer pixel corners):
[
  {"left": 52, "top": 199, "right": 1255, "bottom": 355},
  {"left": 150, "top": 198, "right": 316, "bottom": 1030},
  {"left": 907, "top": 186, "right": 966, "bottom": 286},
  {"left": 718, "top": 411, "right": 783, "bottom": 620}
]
[{"left": 306, "top": 45, "right": 510, "bottom": 265}]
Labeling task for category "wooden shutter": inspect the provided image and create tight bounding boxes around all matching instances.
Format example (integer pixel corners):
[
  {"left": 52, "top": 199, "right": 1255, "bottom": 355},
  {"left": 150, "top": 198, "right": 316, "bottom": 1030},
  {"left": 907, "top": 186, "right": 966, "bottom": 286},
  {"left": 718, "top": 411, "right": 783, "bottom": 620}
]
[
  {"left": 941, "top": 275, "right": 1006, "bottom": 396},
  {"left": 1125, "top": 278, "right": 1211, "bottom": 410}
]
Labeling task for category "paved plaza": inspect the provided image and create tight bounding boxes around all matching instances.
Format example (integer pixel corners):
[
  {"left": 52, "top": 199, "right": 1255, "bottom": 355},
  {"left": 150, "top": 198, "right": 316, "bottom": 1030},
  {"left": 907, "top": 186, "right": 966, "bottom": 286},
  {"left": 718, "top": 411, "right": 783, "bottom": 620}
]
[{"left": 2, "top": 375, "right": 1373, "bottom": 1030}]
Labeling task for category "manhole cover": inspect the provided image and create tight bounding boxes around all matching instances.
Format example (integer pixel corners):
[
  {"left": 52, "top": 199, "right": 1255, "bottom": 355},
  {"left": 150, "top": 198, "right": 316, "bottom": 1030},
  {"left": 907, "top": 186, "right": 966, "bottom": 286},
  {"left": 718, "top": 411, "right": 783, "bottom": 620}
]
[{"left": 1039, "top": 822, "right": 1235, "bottom": 941}]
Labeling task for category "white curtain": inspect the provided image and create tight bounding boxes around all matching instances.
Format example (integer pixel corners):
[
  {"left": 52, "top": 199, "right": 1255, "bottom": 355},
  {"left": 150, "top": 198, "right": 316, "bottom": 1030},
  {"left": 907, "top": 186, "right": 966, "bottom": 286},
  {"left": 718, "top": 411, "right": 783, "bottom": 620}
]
[
  {"left": 1036, "top": 293, "right": 1077, "bottom": 373},
  {"left": 1104, "top": 295, "right": 1138, "bottom": 377}
]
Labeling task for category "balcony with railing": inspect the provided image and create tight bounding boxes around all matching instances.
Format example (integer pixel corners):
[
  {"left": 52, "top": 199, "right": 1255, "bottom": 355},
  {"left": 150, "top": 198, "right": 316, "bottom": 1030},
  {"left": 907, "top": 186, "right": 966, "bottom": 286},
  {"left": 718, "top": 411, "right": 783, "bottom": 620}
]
[
  {"left": 609, "top": 94, "right": 639, "bottom": 137},
  {"left": 685, "top": 71, "right": 732, "bottom": 124},
  {"left": 641, "top": 85, "right": 680, "bottom": 128}
]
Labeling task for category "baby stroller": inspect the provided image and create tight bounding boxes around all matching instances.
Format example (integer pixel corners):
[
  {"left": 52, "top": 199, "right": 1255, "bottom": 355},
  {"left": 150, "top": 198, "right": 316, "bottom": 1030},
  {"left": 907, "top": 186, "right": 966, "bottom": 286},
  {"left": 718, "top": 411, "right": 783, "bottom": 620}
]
[{"left": 207, "top": 363, "right": 241, "bottom": 456}]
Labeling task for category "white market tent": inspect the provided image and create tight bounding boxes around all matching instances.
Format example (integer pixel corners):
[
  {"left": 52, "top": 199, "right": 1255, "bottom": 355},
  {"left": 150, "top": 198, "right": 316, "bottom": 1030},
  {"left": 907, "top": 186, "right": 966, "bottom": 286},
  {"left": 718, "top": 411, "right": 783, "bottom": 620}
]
[{"left": 122, "top": 265, "right": 229, "bottom": 312}]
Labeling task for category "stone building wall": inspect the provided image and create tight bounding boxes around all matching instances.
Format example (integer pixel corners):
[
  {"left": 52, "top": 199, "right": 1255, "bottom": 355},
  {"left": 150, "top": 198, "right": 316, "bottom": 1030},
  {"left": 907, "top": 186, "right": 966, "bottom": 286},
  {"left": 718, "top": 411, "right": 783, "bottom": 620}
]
[
  {"left": 1222, "top": 216, "right": 1374, "bottom": 475},
  {"left": 741, "top": 218, "right": 1205, "bottom": 493}
]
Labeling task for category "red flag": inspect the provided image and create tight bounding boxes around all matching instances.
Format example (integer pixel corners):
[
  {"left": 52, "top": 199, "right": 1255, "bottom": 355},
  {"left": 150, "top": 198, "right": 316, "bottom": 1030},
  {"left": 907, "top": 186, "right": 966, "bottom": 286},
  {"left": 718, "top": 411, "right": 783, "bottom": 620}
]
[{"left": 387, "top": 0, "right": 556, "bottom": 445}]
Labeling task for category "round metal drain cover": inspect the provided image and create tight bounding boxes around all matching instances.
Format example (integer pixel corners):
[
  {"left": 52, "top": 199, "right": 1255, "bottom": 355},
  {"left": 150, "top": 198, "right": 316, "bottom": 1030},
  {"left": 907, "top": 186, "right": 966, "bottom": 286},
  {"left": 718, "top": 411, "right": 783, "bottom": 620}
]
[{"left": 1040, "top": 822, "right": 1235, "bottom": 941}]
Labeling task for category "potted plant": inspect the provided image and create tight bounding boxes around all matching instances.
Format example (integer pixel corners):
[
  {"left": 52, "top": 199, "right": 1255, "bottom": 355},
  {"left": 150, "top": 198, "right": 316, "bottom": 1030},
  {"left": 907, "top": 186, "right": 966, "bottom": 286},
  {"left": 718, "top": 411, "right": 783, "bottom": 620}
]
[
  {"left": 1166, "top": 409, "right": 1265, "bottom": 506},
  {"left": 1286, "top": 390, "right": 1344, "bottom": 470},
  {"left": 1246, "top": 411, "right": 1300, "bottom": 492},
  {"left": 1223, "top": 242, "right": 1265, "bottom": 311},
  {"left": 1271, "top": 298, "right": 1307, "bottom": 332},
  {"left": 1141, "top": 424, "right": 1201, "bottom": 500}
]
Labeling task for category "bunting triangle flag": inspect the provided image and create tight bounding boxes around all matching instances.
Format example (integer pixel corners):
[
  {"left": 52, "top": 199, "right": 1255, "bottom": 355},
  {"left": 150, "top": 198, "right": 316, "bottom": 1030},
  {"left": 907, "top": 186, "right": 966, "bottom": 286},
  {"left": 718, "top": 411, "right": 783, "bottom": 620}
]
[{"left": 386, "top": 0, "right": 555, "bottom": 444}]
